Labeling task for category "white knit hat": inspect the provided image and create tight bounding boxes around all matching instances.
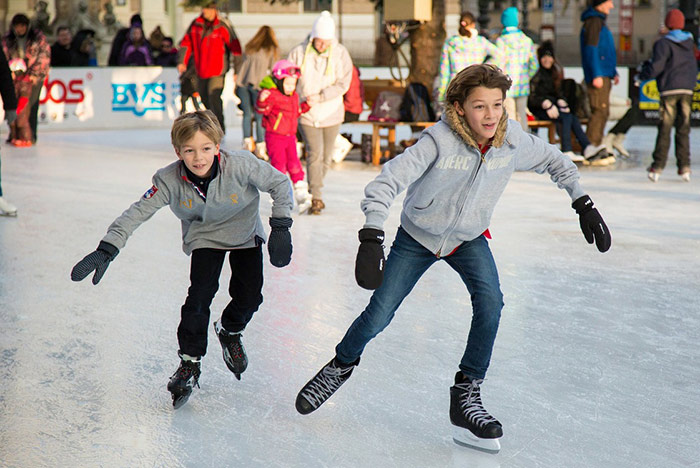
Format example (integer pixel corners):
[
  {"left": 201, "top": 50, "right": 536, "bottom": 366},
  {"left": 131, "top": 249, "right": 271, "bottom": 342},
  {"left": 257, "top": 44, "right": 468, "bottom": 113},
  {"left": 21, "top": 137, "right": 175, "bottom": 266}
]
[{"left": 311, "top": 11, "right": 335, "bottom": 40}]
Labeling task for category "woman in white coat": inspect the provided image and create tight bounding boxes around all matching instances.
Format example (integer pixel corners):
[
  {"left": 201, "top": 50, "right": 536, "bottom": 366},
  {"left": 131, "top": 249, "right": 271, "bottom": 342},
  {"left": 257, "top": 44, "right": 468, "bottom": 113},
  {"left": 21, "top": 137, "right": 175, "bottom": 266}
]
[{"left": 288, "top": 11, "right": 353, "bottom": 215}]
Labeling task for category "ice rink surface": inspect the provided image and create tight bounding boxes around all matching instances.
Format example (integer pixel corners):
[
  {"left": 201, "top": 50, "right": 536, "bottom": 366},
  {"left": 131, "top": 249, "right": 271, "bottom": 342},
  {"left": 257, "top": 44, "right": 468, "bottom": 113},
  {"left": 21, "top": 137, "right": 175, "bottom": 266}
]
[{"left": 1, "top": 122, "right": 699, "bottom": 468}]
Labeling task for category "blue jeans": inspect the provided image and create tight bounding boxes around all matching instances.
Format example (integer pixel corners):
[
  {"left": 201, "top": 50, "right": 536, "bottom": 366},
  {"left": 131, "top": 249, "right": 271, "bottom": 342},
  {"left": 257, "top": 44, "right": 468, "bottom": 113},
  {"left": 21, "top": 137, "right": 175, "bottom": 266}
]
[
  {"left": 336, "top": 227, "right": 504, "bottom": 380},
  {"left": 557, "top": 112, "right": 590, "bottom": 153},
  {"left": 235, "top": 84, "right": 264, "bottom": 142}
]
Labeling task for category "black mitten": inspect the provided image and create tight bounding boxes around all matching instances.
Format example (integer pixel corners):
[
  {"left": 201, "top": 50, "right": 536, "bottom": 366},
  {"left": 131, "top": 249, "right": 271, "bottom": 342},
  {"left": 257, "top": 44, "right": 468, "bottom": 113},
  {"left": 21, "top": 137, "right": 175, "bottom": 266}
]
[
  {"left": 268, "top": 217, "right": 293, "bottom": 267},
  {"left": 572, "top": 195, "right": 611, "bottom": 253},
  {"left": 355, "top": 228, "right": 385, "bottom": 290},
  {"left": 71, "top": 241, "right": 120, "bottom": 285}
]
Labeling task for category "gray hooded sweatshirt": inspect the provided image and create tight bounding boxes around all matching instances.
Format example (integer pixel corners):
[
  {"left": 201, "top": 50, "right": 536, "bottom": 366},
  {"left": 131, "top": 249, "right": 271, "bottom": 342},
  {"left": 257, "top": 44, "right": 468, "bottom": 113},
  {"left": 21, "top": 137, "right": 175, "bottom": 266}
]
[
  {"left": 102, "top": 149, "right": 293, "bottom": 255},
  {"left": 362, "top": 106, "right": 586, "bottom": 256}
]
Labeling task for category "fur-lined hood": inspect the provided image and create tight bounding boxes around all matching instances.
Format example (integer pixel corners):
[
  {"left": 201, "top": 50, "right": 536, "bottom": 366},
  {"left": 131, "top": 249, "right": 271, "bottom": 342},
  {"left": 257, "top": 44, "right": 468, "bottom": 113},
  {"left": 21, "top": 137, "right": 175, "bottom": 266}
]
[{"left": 442, "top": 103, "right": 510, "bottom": 149}]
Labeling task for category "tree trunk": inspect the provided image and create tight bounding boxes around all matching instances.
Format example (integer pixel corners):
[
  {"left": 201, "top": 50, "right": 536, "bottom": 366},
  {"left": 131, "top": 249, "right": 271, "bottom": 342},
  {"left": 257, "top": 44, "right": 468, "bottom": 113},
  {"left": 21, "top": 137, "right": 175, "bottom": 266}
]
[{"left": 407, "top": 0, "right": 446, "bottom": 90}]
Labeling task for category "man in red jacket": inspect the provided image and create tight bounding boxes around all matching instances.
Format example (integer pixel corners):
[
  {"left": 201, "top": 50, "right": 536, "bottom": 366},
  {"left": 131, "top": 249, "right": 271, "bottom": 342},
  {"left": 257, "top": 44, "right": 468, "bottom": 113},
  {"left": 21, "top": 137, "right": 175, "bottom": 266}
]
[{"left": 178, "top": 1, "right": 241, "bottom": 132}]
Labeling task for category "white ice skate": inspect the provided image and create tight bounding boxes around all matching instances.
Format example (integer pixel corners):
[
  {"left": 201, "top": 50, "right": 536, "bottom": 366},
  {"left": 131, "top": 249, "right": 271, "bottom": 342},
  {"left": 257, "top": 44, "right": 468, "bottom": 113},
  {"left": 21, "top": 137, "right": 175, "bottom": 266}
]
[
  {"left": 452, "top": 425, "right": 502, "bottom": 454},
  {"left": 0, "top": 197, "right": 17, "bottom": 217},
  {"left": 294, "top": 180, "right": 312, "bottom": 214},
  {"left": 450, "top": 373, "right": 503, "bottom": 454}
]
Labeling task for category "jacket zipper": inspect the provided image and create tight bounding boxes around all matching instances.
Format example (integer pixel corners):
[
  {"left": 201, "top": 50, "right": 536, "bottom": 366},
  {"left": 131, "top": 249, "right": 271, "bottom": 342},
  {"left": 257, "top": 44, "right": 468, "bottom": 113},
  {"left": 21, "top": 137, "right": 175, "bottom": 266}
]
[
  {"left": 435, "top": 147, "right": 487, "bottom": 258},
  {"left": 273, "top": 112, "right": 283, "bottom": 131}
]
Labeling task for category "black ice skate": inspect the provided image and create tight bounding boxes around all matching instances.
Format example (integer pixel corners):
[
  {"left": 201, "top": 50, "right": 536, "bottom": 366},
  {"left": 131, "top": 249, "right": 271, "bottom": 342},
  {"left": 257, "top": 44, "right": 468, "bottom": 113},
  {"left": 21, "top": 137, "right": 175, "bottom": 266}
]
[
  {"left": 167, "top": 355, "right": 201, "bottom": 409},
  {"left": 450, "top": 372, "right": 503, "bottom": 453},
  {"left": 295, "top": 357, "right": 359, "bottom": 415},
  {"left": 214, "top": 320, "right": 248, "bottom": 380}
]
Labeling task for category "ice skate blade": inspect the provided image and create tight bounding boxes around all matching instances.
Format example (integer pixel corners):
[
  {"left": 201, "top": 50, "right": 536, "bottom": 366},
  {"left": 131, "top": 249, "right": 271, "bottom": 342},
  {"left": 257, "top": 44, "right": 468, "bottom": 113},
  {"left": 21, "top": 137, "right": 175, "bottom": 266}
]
[
  {"left": 234, "top": 373, "right": 241, "bottom": 381},
  {"left": 452, "top": 426, "right": 501, "bottom": 454},
  {"left": 0, "top": 212, "right": 18, "bottom": 217},
  {"left": 171, "top": 392, "right": 191, "bottom": 409}
]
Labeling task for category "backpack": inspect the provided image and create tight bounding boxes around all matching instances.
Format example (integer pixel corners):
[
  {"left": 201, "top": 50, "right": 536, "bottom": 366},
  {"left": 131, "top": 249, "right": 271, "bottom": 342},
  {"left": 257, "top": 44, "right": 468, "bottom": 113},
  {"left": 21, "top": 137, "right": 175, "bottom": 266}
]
[
  {"left": 368, "top": 91, "right": 403, "bottom": 122},
  {"left": 399, "top": 82, "right": 436, "bottom": 122}
]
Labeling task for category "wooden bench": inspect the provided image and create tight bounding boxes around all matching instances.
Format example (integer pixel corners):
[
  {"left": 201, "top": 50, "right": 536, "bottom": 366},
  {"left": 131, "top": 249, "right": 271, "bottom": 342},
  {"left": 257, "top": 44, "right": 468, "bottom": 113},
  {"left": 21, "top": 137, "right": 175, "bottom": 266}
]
[
  {"left": 345, "top": 121, "right": 435, "bottom": 165},
  {"left": 350, "top": 80, "right": 587, "bottom": 165}
]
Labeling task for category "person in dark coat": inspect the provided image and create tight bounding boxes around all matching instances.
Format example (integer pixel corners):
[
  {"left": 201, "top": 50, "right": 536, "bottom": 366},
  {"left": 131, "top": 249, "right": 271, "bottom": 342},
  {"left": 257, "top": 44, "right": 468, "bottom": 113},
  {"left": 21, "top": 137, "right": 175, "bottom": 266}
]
[
  {"left": 639, "top": 9, "right": 698, "bottom": 182},
  {"left": 108, "top": 14, "right": 142, "bottom": 66},
  {"left": 153, "top": 36, "right": 178, "bottom": 67},
  {"left": 69, "top": 29, "right": 97, "bottom": 66},
  {"left": 528, "top": 41, "right": 608, "bottom": 164},
  {"left": 50, "top": 26, "right": 73, "bottom": 66}
]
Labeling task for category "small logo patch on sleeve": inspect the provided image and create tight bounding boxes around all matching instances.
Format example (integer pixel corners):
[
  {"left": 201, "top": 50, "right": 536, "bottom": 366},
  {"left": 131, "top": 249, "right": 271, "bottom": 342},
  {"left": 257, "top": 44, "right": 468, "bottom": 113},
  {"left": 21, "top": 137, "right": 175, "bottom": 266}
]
[{"left": 143, "top": 185, "right": 158, "bottom": 199}]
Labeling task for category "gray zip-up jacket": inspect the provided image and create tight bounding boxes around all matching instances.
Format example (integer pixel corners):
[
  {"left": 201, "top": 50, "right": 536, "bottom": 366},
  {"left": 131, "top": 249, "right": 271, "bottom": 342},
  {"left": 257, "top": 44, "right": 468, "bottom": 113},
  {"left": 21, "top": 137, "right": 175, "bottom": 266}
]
[
  {"left": 102, "top": 149, "right": 293, "bottom": 255},
  {"left": 362, "top": 106, "right": 586, "bottom": 256}
]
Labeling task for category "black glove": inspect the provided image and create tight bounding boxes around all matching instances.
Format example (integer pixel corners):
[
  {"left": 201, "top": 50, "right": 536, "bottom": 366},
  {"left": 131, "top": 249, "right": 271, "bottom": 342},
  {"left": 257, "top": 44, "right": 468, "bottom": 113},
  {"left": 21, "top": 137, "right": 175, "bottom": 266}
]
[
  {"left": 71, "top": 241, "right": 120, "bottom": 285},
  {"left": 572, "top": 195, "right": 611, "bottom": 253},
  {"left": 268, "top": 217, "right": 292, "bottom": 267},
  {"left": 4, "top": 109, "right": 17, "bottom": 125},
  {"left": 355, "top": 228, "right": 385, "bottom": 290}
]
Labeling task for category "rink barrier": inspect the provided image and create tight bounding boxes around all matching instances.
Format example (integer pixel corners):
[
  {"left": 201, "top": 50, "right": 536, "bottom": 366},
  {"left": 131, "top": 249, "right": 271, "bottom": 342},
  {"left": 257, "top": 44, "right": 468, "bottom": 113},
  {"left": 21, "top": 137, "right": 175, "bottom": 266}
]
[{"left": 0, "top": 67, "right": 238, "bottom": 131}]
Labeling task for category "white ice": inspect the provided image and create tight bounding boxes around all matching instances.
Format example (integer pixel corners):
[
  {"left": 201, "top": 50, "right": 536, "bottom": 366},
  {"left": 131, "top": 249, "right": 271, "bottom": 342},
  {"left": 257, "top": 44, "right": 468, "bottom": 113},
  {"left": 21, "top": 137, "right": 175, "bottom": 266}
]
[{"left": 1, "top": 122, "right": 699, "bottom": 468}]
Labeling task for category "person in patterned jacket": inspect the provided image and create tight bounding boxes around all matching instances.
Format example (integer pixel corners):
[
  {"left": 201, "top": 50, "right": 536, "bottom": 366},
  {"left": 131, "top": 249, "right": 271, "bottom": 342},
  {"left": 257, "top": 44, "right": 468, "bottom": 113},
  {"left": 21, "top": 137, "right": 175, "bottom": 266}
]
[
  {"left": 178, "top": 0, "right": 241, "bottom": 132},
  {"left": 436, "top": 12, "right": 502, "bottom": 103},
  {"left": 494, "top": 7, "right": 538, "bottom": 131},
  {"left": 1, "top": 13, "right": 50, "bottom": 146}
]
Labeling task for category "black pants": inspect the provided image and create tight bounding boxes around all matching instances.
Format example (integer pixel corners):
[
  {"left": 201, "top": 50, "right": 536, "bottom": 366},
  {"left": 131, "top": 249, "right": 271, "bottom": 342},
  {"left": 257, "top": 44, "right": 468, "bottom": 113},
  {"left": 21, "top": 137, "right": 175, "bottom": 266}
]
[
  {"left": 29, "top": 81, "right": 42, "bottom": 143},
  {"left": 177, "top": 246, "right": 263, "bottom": 357},
  {"left": 197, "top": 74, "right": 226, "bottom": 132}
]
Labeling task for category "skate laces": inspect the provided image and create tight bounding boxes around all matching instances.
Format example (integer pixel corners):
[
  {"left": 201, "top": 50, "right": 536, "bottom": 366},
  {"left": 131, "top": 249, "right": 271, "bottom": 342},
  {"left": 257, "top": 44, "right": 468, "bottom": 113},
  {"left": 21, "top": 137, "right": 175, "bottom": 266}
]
[
  {"left": 455, "top": 379, "right": 498, "bottom": 428},
  {"left": 174, "top": 361, "right": 201, "bottom": 388},
  {"left": 222, "top": 332, "right": 244, "bottom": 359},
  {"left": 303, "top": 362, "right": 352, "bottom": 408}
]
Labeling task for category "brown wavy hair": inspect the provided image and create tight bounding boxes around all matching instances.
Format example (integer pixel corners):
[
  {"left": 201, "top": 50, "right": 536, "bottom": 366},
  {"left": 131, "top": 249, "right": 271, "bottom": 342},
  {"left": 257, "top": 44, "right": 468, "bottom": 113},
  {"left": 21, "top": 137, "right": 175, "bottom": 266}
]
[
  {"left": 458, "top": 12, "right": 477, "bottom": 38},
  {"left": 445, "top": 64, "right": 512, "bottom": 105},
  {"left": 244, "top": 25, "right": 280, "bottom": 60}
]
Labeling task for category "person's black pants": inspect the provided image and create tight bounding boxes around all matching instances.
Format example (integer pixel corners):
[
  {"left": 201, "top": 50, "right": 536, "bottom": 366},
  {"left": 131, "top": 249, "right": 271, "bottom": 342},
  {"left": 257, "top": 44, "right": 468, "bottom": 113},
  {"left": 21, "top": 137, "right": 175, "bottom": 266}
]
[
  {"left": 29, "top": 81, "right": 43, "bottom": 143},
  {"left": 177, "top": 246, "right": 263, "bottom": 357},
  {"left": 197, "top": 74, "right": 226, "bottom": 132}
]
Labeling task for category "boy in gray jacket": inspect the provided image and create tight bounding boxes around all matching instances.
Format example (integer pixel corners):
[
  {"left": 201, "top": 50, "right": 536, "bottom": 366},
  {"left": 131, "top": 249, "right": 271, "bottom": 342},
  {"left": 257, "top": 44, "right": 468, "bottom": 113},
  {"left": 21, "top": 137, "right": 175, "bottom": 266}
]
[
  {"left": 71, "top": 110, "right": 294, "bottom": 409},
  {"left": 295, "top": 65, "right": 611, "bottom": 453}
]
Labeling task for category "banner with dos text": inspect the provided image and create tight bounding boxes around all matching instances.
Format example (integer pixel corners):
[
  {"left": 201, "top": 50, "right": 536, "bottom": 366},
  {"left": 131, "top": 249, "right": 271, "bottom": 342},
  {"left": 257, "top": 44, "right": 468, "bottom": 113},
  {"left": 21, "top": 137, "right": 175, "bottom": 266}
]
[{"left": 1, "top": 67, "right": 238, "bottom": 130}]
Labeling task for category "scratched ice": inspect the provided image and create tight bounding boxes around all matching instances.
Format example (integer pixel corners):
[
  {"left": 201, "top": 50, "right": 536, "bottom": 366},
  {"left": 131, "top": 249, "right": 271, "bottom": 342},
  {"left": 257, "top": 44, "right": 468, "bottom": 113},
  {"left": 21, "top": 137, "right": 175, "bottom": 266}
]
[{"left": 1, "top": 122, "right": 698, "bottom": 468}]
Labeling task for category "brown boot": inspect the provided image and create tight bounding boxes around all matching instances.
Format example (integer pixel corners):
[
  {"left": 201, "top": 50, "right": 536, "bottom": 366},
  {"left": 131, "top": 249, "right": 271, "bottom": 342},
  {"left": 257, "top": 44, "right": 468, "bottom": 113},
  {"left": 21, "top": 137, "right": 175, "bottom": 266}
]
[{"left": 309, "top": 198, "right": 325, "bottom": 215}]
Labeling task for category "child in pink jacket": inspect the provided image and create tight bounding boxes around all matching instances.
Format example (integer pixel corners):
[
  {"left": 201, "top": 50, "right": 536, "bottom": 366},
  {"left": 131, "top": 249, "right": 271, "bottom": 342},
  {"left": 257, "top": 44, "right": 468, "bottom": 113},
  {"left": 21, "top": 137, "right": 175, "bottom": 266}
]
[{"left": 256, "top": 60, "right": 312, "bottom": 213}]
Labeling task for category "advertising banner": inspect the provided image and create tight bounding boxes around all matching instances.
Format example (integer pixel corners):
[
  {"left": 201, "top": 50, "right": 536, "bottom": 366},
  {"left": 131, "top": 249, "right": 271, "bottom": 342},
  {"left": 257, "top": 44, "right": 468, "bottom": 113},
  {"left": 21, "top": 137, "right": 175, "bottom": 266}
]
[{"left": 2, "top": 67, "right": 238, "bottom": 131}]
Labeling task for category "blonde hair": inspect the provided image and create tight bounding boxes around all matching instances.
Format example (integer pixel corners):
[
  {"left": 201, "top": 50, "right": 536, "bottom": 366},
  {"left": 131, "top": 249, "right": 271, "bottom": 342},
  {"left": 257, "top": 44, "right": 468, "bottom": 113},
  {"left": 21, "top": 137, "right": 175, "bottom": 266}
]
[{"left": 171, "top": 110, "right": 224, "bottom": 149}]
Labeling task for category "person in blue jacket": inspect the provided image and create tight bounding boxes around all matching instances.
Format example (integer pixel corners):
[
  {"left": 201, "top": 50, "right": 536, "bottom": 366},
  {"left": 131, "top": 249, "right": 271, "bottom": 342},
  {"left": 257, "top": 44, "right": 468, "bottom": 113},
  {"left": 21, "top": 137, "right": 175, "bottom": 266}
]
[
  {"left": 294, "top": 64, "right": 612, "bottom": 454},
  {"left": 580, "top": 0, "right": 618, "bottom": 164},
  {"left": 639, "top": 9, "right": 697, "bottom": 183}
]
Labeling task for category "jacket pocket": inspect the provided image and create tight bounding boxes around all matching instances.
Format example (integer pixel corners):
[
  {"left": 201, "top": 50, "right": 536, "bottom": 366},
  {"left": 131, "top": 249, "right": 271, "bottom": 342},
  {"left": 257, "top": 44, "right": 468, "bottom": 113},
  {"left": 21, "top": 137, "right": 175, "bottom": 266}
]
[
  {"left": 413, "top": 199, "right": 434, "bottom": 210},
  {"left": 406, "top": 197, "right": 453, "bottom": 235}
]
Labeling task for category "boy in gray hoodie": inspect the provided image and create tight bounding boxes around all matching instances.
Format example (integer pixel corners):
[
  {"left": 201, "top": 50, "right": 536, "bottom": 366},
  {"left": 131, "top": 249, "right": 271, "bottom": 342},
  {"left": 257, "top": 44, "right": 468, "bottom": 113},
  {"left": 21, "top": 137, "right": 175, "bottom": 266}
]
[
  {"left": 71, "top": 110, "right": 294, "bottom": 409},
  {"left": 295, "top": 65, "right": 611, "bottom": 453}
]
